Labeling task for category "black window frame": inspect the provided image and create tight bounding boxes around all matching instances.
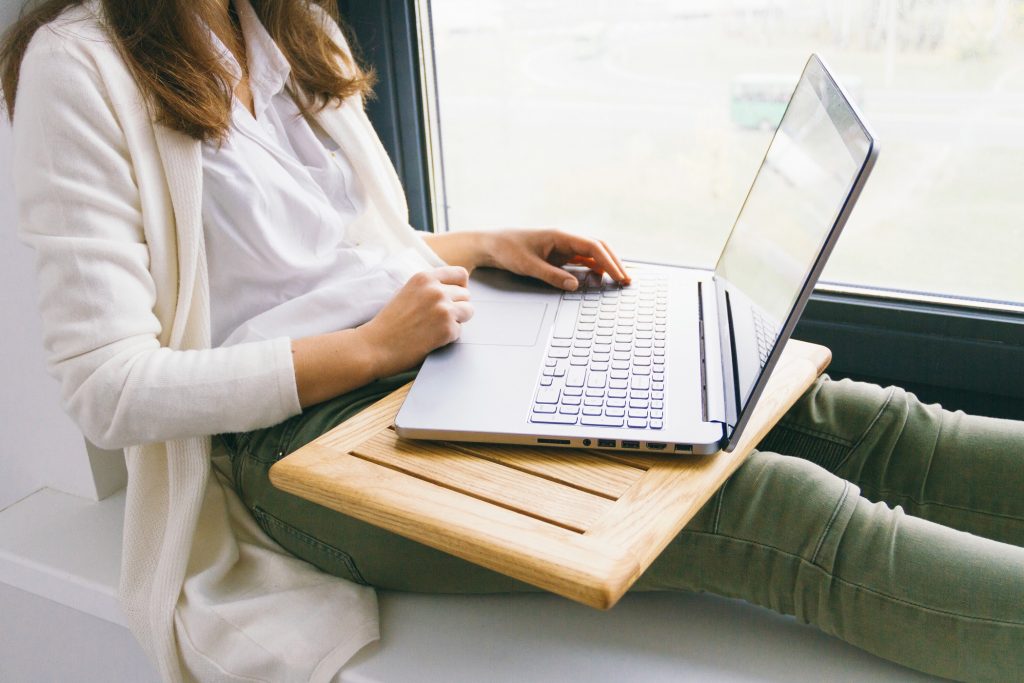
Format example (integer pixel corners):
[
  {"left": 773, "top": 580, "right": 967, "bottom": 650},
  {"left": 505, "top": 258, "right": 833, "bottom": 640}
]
[{"left": 340, "top": 0, "right": 1024, "bottom": 421}]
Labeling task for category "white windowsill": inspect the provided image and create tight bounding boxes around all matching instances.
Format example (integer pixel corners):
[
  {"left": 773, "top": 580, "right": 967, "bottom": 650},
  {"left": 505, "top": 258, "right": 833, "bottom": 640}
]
[
  {"left": 0, "top": 486, "right": 940, "bottom": 681},
  {"left": 0, "top": 487, "right": 126, "bottom": 626}
]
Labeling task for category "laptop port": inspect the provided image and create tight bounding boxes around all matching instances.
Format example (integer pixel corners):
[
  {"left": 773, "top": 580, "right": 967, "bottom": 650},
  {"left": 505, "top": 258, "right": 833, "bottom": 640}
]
[
  {"left": 673, "top": 444, "right": 694, "bottom": 453},
  {"left": 597, "top": 439, "right": 616, "bottom": 448},
  {"left": 621, "top": 440, "right": 640, "bottom": 449},
  {"left": 646, "top": 442, "right": 667, "bottom": 450},
  {"left": 538, "top": 438, "right": 570, "bottom": 445}
]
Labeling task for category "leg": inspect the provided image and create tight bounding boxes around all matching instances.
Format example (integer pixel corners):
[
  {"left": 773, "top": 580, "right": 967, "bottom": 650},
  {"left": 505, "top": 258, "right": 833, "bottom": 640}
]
[
  {"left": 637, "top": 450, "right": 1024, "bottom": 681},
  {"left": 760, "top": 376, "right": 1024, "bottom": 546},
  {"left": 224, "top": 372, "right": 533, "bottom": 594}
]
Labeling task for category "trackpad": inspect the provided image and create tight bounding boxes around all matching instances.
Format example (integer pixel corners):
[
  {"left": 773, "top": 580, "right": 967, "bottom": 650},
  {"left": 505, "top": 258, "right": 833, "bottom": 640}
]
[{"left": 456, "top": 301, "right": 548, "bottom": 347}]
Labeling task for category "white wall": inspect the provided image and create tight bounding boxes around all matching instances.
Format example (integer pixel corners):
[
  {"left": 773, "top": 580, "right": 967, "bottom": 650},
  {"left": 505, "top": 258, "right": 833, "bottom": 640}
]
[{"left": 0, "top": 3, "right": 112, "bottom": 509}]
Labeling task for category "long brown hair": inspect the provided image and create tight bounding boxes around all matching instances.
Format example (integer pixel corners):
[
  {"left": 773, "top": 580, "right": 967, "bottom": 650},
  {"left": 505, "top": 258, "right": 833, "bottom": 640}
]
[{"left": 0, "top": 0, "right": 374, "bottom": 141}]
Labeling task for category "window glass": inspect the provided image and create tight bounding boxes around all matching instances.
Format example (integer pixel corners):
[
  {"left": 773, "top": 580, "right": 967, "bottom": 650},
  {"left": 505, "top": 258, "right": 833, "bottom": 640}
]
[{"left": 426, "top": 0, "right": 1024, "bottom": 306}]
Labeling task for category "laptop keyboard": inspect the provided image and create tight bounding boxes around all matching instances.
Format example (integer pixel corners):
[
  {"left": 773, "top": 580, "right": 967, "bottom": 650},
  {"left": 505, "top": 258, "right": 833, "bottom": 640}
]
[
  {"left": 751, "top": 307, "right": 778, "bottom": 368},
  {"left": 530, "top": 271, "right": 667, "bottom": 430}
]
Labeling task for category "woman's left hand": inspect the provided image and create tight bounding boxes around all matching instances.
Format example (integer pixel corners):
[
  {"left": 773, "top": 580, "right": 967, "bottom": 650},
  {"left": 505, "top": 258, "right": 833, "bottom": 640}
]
[
  {"left": 484, "top": 229, "right": 631, "bottom": 290},
  {"left": 424, "top": 229, "right": 630, "bottom": 291}
]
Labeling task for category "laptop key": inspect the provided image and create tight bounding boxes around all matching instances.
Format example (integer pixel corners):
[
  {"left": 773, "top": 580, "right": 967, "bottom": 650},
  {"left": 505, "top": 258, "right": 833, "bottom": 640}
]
[
  {"left": 627, "top": 418, "right": 648, "bottom": 429},
  {"left": 587, "top": 372, "right": 607, "bottom": 388},
  {"left": 605, "top": 408, "right": 625, "bottom": 417},
  {"left": 580, "top": 415, "right": 624, "bottom": 427},
  {"left": 536, "top": 387, "right": 560, "bottom": 403},
  {"left": 532, "top": 404, "right": 556, "bottom": 414},
  {"left": 582, "top": 407, "right": 602, "bottom": 416},
  {"left": 631, "top": 376, "right": 651, "bottom": 390},
  {"left": 566, "top": 368, "right": 586, "bottom": 387},
  {"left": 532, "top": 413, "right": 578, "bottom": 425},
  {"left": 552, "top": 300, "right": 580, "bottom": 338},
  {"left": 650, "top": 420, "right": 663, "bottom": 429},
  {"left": 559, "top": 405, "right": 580, "bottom": 415}
]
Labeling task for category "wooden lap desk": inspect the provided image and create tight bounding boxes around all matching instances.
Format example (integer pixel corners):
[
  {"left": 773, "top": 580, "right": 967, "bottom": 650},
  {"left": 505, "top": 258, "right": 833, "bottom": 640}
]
[{"left": 270, "top": 339, "right": 831, "bottom": 609}]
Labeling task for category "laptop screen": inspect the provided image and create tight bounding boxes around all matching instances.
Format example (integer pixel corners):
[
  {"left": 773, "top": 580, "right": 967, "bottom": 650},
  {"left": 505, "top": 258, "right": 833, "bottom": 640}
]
[{"left": 713, "top": 55, "right": 875, "bottom": 442}]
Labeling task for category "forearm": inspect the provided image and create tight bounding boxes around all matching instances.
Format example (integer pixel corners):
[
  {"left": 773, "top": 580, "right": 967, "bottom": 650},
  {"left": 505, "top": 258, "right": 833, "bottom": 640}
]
[
  {"left": 291, "top": 328, "right": 382, "bottom": 408},
  {"left": 421, "top": 231, "right": 495, "bottom": 271}
]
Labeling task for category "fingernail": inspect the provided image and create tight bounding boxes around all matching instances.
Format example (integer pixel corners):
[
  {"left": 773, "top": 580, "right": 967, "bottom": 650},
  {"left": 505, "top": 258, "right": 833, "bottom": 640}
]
[{"left": 563, "top": 277, "right": 578, "bottom": 291}]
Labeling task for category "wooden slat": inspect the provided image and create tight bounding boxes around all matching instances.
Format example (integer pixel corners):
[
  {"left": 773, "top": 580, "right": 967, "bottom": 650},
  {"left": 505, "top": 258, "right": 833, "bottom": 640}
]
[
  {"left": 443, "top": 443, "right": 645, "bottom": 499},
  {"left": 270, "top": 445, "right": 637, "bottom": 607},
  {"left": 353, "top": 430, "right": 613, "bottom": 533}
]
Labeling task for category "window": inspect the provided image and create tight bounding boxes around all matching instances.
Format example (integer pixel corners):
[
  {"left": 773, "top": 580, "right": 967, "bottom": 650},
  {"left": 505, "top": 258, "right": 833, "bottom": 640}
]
[{"left": 423, "top": 0, "right": 1024, "bottom": 308}]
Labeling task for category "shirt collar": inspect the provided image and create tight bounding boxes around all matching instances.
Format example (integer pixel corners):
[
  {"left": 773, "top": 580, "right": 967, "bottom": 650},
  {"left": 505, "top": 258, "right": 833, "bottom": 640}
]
[{"left": 208, "top": 0, "right": 292, "bottom": 117}]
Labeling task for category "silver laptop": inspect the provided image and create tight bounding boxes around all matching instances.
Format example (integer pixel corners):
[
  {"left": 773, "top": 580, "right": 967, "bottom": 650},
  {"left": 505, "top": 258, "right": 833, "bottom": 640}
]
[{"left": 396, "top": 54, "right": 878, "bottom": 455}]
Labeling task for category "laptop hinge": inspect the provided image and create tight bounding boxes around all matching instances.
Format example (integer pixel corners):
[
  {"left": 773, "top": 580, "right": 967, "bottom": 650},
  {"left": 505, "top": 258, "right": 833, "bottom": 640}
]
[
  {"left": 712, "top": 275, "right": 740, "bottom": 433},
  {"left": 699, "top": 276, "right": 729, "bottom": 430},
  {"left": 697, "top": 281, "right": 709, "bottom": 422}
]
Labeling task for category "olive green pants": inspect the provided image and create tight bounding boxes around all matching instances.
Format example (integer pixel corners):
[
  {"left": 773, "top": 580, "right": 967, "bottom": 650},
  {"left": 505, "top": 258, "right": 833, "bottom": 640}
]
[{"left": 222, "top": 375, "right": 1024, "bottom": 682}]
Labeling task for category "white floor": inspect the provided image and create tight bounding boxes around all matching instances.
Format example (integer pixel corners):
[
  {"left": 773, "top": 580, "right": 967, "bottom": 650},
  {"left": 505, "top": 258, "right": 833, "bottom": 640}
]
[{"left": 0, "top": 488, "right": 942, "bottom": 683}]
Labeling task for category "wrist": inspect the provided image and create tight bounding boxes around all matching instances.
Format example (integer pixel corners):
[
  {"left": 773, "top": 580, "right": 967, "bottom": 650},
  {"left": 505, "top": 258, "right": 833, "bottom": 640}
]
[
  {"left": 349, "top": 324, "right": 388, "bottom": 380},
  {"left": 424, "top": 231, "right": 493, "bottom": 270},
  {"left": 473, "top": 230, "right": 499, "bottom": 269}
]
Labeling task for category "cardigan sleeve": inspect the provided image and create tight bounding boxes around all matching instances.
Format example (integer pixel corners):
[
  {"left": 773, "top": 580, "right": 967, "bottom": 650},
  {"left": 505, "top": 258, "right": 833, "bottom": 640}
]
[{"left": 13, "top": 24, "right": 302, "bottom": 450}]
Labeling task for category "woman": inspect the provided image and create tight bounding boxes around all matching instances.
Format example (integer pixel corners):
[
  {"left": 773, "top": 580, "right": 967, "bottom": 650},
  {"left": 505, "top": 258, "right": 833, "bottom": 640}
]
[{"left": 3, "top": 1, "right": 1022, "bottom": 681}]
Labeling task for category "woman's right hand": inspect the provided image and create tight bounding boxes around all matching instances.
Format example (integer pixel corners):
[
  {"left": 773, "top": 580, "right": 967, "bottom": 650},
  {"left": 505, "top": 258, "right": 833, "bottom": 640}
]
[{"left": 358, "top": 266, "right": 474, "bottom": 377}]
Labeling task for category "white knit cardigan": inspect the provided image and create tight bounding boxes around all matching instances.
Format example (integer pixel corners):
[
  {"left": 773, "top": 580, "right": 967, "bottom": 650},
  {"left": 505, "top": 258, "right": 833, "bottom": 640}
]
[{"left": 13, "top": 4, "right": 444, "bottom": 681}]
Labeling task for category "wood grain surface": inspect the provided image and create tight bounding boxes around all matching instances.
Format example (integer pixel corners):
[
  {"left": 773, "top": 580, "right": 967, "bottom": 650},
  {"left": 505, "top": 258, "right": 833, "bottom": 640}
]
[{"left": 270, "top": 339, "right": 831, "bottom": 609}]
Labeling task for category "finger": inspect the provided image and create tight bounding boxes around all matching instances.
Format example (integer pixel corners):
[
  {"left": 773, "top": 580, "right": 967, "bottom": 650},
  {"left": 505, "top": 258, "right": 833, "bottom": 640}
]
[
  {"left": 567, "top": 255, "right": 604, "bottom": 279},
  {"left": 564, "top": 236, "right": 627, "bottom": 283},
  {"left": 568, "top": 255, "right": 597, "bottom": 268},
  {"left": 598, "top": 239, "right": 631, "bottom": 285},
  {"left": 450, "top": 300, "right": 474, "bottom": 324},
  {"left": 442, "top": 284, "right": 471, "bottom": 303},
  {"left": 433, "top": 265, "right": 470, "bottom": 286},
  {"left": 529, "top": 259, "right": 582, "bottom": 291}
]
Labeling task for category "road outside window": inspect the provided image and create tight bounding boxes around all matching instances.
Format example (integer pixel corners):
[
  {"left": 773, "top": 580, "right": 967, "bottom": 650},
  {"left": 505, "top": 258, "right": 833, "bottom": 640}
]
[{"left": 425, "top": 0, "right": 1024, "bottom": 306}]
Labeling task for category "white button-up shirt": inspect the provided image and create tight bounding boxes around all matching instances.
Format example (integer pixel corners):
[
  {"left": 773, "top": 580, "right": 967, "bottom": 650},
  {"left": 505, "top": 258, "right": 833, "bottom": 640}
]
[{"left": 202, "top": 0, "right": 432, "bottom": 347}]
